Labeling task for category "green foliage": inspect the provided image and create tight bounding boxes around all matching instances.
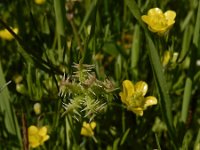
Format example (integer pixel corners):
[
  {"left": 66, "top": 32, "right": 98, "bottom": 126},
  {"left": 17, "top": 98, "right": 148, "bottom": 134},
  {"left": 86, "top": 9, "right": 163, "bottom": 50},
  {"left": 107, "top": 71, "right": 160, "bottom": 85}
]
[{"left": 0, "top": 0, "right": 200, "bottom": 149}]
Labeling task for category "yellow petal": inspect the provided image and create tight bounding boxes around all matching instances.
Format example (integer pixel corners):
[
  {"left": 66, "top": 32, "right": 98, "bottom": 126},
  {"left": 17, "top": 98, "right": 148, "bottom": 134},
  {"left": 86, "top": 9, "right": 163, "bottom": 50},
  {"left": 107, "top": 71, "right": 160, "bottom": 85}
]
[
  {"left": 144, "top": 96, "right": 158, "bottom": 108},
  {"left": 148, "top": 8, "right": 163, "bottom": 16},
  {"left": 122, "top": 80, "right": 135, "bottom": 97},
  {"left": 28, "top": 125, "right": 38, "bottom": 135},
  {"left": 90, "top": 122, "right": 96, "bottom": 129},
  {"left": 149, "top": 24, "right": 168, "bottom": 33},
  {"left": 41, "top": 135, "right": 50, "bottom": 143},
  {"left": 165, "top": 10, "right": 176, "bottom": 27},
  {"left": 0, "top": 28, "right": 18, "bottom": 40},
  {"left": 164, "top": 10, "right": 176, "bottom": 21},
  {"left": 119, "top": 92, "right": 126, "bottom": 103},
  {"left": 81, "top": 122, "right": 94, "bottom": 137},
  {"left": 38, "top": 126, "right": 48, "bottom": 137},
  {"left": 141, "top": 15, "right": 151, "bottom": 24},
  {"left": 162, "top": 50, "right": 171, "bottom": 67},
  {"left": 13, "top": 28, "right": 19, "bottom": 34},
  {"left": 131, "top": 107, "right": 144, "bottom": 116},
  {"left": 134, "top": 81, "right": 148, "bottom": 96},
  {"left": 120, "top": 80, "right": 135, "bottom": 105},
  {"left": 28, "top": 135, "right": 40, "bottom": 148}
]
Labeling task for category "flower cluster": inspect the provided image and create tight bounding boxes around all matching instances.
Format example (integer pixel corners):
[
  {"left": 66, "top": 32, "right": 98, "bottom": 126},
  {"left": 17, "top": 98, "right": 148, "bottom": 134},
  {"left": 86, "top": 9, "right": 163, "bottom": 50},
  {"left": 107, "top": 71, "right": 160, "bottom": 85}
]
[
  {"left": 28, "top": 125, "right": 50, "bottom": 148},
  {"left": 141, "top": 8, "right": 176, "bottom": 35},
  {"left": 0, "top": 27, "right": 18, "bottom": 40},
  {"left": 81, "top": 121, "right": 96, "bottom": 137},
  {"left": 119, "top": 80, "right": 157, "bottom": 116}
]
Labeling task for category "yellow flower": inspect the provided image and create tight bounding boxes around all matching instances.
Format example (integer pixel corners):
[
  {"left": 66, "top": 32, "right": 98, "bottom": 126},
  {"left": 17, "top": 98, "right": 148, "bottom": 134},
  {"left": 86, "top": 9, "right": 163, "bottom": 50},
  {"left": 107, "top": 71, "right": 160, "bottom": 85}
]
[
  {"left": 34, "top": 0, "right": 46, "bottom": 5},
  {"left": 0, "top": 28, "right": 18, "bottom": 40},
  {"left": 28, "top": 125, "right": 50, "bottom": 148},
  {"left": 141, "top": 8, "right": 176, "bottom": 35},
  {"left": 119, "top": 80, "right": 157, "bottom": 116},
  {"left": 81, "top": 121, "right": 96, "bottom": 137}
]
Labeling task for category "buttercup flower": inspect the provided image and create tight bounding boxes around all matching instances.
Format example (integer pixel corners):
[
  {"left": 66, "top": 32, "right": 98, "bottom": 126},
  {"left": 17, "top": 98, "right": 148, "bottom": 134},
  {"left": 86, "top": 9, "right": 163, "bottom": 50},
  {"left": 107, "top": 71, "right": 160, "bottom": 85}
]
[
  {"left": 119, "top": 80, "right": 157, "bottom": 116},
  {"left": 0, "top": 27, "right": 18, "bottom": 40},
  {"left": 34, "top": 0, "right": 46, "bottom": 5},
  {"left": 81, "top": 121, "right": 96, "bottom": 137},
  {"left": 28, "top": 125, "right": 50, "bottom": 148},
  {"left": 141, "top": 8, "right": 176, "bottom": 35}
]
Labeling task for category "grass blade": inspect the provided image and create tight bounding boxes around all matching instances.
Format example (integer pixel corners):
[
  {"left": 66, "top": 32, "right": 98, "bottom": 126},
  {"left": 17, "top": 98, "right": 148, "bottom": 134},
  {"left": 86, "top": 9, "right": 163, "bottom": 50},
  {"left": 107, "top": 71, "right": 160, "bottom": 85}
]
[
  {"left": 180, "top": 44, "right": 196, "bottom": 123},
  {"left": 54, "top": 0, "right": 66, "bottom": 36},
  {"left": 193, "top": 0, "right": 200, "bottom": 48},
  {"left": 120, "top": 128, "right": 130, "bottom": 145},
  {"left": 180, "top": 78, "right": 192, "bottom": 123},
  {"left": 155, "top": 133, "right": 162, "bottom": 150},
  {"left": 0, "top": 62, "right": 22, "bottom": 148}
]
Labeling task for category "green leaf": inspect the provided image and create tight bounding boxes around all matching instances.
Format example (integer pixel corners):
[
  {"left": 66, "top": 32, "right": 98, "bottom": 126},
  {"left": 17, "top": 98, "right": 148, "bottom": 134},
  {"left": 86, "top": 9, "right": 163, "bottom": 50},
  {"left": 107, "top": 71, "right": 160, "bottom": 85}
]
[
  {"left": 125, "top": 0, "right": 144, "bottom": 27},
  {"left": 194, "top": 129, "right": 200, "bottom": 150},
  {"left": 193, "top": 0, "right": 200, "bottom": 47},
  {"left": 180, "top": 78, "right": 192, "bottom": 123},
  {"left": 181, "top": 130, "right": 193, "bottom": 150},
  {"left": 0, "top": 62, "right": 22, "bottom": 148},
  {"left": 131, "top": 24, "right": 140, "bottom": 69},
  {"left": 178, "top": 25, "right": 193, "bottom": 63},
  {"left": 155, "top": 134, "right": 162, "bottom": 150},
  {"left": 120, "top": 128, "right": 130, "bottom": 145},
  {"left": 54, "top": 0, "right": 66, "bottom": 36},
  {"left": 113, "top": 138, "right": 120, "bottom": 150},
  {"left": 180, "top": 44, "right": 196, "bottom": 123},
  {"left": 103, "top": 42, "right": 119, "bottom": 56}
]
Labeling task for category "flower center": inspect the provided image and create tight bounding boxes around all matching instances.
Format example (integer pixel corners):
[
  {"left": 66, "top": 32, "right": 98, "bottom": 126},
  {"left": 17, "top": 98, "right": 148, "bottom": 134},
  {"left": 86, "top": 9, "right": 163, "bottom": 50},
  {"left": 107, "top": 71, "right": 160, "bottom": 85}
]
[{"left": 151, "top": 14, "right": 167, "bottom": 28}]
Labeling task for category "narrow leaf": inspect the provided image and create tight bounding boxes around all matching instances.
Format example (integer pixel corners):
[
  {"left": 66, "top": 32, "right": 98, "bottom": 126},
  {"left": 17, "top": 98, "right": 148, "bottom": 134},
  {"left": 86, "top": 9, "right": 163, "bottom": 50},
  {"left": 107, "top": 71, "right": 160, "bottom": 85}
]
[
  {"left": 120, "top": 128, "right": 130, "bottom": 145},
  {"left": 193, "top": 0, "right": 200, "bottom": 47}
]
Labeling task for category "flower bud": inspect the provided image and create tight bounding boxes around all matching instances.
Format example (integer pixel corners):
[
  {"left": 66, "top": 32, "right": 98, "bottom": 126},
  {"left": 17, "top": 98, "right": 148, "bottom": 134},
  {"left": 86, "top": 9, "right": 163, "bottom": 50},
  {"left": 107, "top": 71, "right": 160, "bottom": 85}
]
[
  {"left": 16, "top": 84, "right": 27, "bottom": 95},
  {"left": 33, "top": 103, "right": 41, "bottom": 115}
]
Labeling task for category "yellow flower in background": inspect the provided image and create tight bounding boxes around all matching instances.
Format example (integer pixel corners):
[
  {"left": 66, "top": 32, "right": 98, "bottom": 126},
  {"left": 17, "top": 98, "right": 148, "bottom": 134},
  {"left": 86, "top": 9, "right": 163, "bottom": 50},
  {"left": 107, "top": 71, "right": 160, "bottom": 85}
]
[
  {"left": 141, "top": 8, "right": 176, "bottom": 35},
  {"left": 119, "top": 80, "right": 157, "bottom": 116},
  {"left": 34, "top": 0, "right": 46, "bottom": 5},
  {"left": 81, "top": 121, "right": 96, "bottom": 137},
  {"left": 0, "top": 28, "right": 18, "bottom": 40},
  {"left": 33, "top": 103, "right": 41, "bottom": 115},
  {"left": 28, "top": 125, "right": 49, "bottom": 148}
]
